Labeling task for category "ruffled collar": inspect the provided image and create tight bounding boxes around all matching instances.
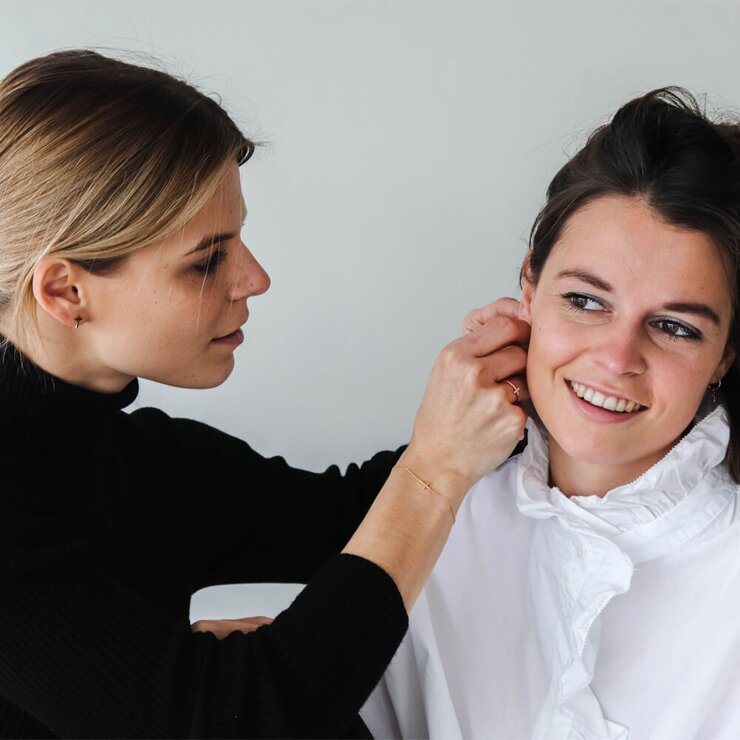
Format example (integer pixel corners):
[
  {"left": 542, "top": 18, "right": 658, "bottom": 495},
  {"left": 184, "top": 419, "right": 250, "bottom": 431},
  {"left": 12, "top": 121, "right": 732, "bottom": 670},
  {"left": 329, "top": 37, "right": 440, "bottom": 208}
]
[{"left": 516, "top": 407, "right": 734, "bottom": 563}]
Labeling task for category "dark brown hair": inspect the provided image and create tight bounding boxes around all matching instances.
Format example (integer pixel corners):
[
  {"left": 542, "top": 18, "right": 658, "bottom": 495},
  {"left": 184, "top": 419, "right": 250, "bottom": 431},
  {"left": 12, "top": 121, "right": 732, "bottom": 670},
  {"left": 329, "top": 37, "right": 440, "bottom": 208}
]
[{"left": 524, "top": 87, "right": 740, "bottom": 481}]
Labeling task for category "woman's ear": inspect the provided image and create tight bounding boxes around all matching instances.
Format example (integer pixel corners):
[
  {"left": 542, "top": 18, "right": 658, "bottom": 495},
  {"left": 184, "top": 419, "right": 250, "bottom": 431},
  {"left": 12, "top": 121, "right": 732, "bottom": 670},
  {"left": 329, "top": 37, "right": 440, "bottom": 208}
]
[
  {"left": 711, "top": 342, "right": 736, "bottom": 385},
  {"left": 32, "top": 258, "right": 85, "bottom": 328},
  {"left": 519, "top": 253, "right": 536, "bottom": 323}
]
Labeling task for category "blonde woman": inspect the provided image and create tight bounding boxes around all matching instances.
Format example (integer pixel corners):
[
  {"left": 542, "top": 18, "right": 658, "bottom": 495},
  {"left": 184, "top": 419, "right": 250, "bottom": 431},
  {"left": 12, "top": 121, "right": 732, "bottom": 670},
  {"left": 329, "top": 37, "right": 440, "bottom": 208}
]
[{"left": 0, "top": 51, "right": 527, "bottom": 738}]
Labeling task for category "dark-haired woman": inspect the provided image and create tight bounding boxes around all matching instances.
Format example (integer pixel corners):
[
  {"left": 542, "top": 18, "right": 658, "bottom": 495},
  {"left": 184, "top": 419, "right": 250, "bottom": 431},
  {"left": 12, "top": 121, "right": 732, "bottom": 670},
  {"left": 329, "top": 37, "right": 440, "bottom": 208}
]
[
  {"left": 0, "top": 50, "right": 529, "bottom": 738},
  {"left": 361, "top": 89, "right": 740, "bottom": 739}
]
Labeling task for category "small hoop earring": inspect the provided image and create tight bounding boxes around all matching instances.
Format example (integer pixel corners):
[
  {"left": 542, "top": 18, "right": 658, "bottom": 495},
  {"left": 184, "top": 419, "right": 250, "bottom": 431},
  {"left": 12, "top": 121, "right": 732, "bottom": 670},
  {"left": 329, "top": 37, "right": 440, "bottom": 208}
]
[
  {"left": 709, "top": 378, "right": 722, "bottom": 404},
  {"left": 74, "top": 316, "right": 82, "bottom": 329}
]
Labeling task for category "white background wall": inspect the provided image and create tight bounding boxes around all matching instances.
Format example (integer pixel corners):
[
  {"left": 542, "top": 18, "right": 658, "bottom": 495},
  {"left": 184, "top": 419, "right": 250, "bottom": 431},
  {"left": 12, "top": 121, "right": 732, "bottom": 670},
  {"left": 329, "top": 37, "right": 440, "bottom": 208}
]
[{"left": 3, "top": 1, "right": 740, "bottom": 472}]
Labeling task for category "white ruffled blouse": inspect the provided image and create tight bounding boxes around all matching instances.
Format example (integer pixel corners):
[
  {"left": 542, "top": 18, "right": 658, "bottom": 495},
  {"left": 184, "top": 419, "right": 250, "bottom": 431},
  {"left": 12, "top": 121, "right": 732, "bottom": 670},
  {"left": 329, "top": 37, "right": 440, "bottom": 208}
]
[{"left": 361, "top": 406, "right": 740, "bottom": 739}]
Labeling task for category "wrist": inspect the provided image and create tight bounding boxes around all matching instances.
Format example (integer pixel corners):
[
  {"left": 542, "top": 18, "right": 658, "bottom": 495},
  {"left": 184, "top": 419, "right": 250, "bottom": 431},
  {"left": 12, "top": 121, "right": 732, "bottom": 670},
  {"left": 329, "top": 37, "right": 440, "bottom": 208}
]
[{"left": 397, "top": 447, "right": 475, "bottom": 510}]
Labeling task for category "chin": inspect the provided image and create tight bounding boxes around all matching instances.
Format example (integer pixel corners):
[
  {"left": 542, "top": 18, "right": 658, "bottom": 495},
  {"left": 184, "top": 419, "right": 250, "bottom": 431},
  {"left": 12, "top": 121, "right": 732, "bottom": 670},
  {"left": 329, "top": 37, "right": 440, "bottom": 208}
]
[
  {"left": 550, "top": 422, "right": 680, "bottom": 471},
  {"left": 186, "top": 368, "right": 234, "bottom": 389},
  {"left": 538, "top": 412, "right": 644, "bottom": 467},
  {"left": 146, "top": 362, "right": 235, "bottom": 390}
]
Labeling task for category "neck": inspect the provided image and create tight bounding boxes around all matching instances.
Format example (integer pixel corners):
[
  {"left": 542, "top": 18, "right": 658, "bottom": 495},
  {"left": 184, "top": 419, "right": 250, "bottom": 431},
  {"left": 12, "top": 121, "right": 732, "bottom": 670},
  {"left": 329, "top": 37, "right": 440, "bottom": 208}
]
[
  {"left": 0, "top": 314, "right": 133, "bottom": 394},
  {"left": 547, "top": 437, "right": 674, "bottom": 497}
]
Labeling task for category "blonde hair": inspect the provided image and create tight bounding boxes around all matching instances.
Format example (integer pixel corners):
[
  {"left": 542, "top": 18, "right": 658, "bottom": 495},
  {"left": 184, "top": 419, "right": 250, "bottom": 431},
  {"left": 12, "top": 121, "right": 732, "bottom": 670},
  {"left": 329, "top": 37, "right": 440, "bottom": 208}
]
[{"left": 0, "top": 49, "right": 254, "bottom": 350}]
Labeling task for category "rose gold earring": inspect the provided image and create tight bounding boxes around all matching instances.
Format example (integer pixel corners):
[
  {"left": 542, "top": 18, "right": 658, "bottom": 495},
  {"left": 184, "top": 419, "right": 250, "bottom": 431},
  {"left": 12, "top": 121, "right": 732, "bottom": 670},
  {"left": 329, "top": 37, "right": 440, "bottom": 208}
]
[{"left": 74, "top": 316, "right": 82, "bottom": 329}]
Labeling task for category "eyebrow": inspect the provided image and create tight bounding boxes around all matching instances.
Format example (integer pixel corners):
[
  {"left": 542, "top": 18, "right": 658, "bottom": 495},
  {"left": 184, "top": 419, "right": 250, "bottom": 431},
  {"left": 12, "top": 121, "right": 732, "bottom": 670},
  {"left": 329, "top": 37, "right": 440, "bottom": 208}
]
[
  {"left": 555, "top": 268, "right": 722, "bottom": 327},
  {"left": 661, "top": 302, "right": 722, "bottom": 327},
  {"left": 556, "top": 269, "right": 612, "bottom": 292},
  {"left": 184, "top": 198, "right": 248, "bottom": 257},
  {"left": 184, "top": 231, "right": 237, "bottom": 256}
]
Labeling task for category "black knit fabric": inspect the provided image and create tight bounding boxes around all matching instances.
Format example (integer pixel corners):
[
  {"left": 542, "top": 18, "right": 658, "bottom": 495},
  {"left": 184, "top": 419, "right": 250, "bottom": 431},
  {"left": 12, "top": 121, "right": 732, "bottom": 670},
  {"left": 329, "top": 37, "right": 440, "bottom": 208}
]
[{"left": 0, "top": 340, "right": 408, "bottom": 738}]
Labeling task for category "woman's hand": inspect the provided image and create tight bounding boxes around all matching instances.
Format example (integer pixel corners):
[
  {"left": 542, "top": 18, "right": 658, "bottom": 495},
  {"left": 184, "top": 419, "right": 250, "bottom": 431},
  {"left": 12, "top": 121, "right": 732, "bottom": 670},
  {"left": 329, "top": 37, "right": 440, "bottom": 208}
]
[
  {"left": 462, "top": 296, "right": 526, "bottom": 336},
  {"left": 343, "top": 296, "right": 531, "bottom": 609},
  {"left": 191, "top": 616, "right": 273, "bottom": 640},
  {"left": 403, "top": 296, "right": 530, "bottom": 496}
]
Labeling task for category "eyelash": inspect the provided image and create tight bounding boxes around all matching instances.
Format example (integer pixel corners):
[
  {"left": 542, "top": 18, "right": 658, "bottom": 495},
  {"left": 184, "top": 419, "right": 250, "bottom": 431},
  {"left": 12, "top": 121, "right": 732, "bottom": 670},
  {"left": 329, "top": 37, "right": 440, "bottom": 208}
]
[
  {"left": 192, "top": 249, "right": 225, "bottom": 276},
  {"left": 562, "top": 292, "right": 702, "bottom": 341}
]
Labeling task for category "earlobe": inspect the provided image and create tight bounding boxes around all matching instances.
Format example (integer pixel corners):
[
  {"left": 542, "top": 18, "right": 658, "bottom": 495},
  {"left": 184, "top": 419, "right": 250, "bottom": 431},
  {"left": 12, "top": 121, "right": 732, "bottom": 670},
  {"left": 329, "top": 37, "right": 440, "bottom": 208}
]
[{"left": 32, "top": 258, "right": 84, "bottom": 328}]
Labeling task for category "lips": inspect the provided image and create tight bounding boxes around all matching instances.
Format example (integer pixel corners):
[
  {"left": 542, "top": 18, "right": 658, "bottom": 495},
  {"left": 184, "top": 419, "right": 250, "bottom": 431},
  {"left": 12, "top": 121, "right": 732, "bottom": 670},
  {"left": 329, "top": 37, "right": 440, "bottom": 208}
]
[
  {"left": 215, "top": 320, "right": 246, "bottom": 340},
  {"left": 216, "top": 329, "right": 239, "bottom": 340},
  {"left": 568, "top": 380, "right": 645, "bottom": 413},
  {"left": 211, "top": 328, "right": 245, "bottom": 348}
]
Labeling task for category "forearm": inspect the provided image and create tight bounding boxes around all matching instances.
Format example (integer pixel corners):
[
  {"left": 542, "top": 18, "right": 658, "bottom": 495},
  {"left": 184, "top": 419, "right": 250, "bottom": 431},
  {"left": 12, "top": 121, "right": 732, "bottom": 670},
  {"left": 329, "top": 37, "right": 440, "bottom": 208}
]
[
  {"left": 343, "top": 313, "right": 532, "bottom": 611},
  {"left": 342, "top": 449, "right": 471, "bottom": 611}
]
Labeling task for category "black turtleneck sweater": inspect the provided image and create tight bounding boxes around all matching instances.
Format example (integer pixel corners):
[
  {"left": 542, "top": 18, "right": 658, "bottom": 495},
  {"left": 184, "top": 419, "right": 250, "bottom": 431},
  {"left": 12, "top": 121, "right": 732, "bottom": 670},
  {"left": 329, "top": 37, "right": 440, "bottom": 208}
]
[{"left": 0, "top": 341, "right": 407, "bottom": 739}]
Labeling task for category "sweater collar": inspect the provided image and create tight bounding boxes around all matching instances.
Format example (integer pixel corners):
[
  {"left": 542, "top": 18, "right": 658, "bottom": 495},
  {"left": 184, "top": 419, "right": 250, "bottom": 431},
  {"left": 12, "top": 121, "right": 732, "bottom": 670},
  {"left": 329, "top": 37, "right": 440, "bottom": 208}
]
[
  {"left": 0, "top": 337, "right": 139, "bottom": 449},
  {"left": 516, "top": 406, "right": 734, "bottom": 563}
]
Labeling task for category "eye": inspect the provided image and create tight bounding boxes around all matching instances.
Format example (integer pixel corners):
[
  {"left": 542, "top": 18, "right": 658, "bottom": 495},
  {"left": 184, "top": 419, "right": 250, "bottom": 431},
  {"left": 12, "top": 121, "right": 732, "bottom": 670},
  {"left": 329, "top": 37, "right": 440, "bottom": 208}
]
[
  {"left": 563, "top": 292, "right": 605, "bottom": 313},
  {"left": 193, "top": 249, "right": 225, "bottom": 277},
  {"left": 651, "top": 318, "right": 701, "bottom": 341}
]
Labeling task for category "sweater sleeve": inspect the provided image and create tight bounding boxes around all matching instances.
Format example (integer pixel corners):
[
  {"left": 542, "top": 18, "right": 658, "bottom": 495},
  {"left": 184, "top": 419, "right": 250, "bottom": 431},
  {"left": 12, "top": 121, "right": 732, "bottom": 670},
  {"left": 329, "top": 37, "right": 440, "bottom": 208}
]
[
  {"left": 130, "top": 408, "right": 406, "bottom": 588},
  {"left": 0, "top": 474, "right": 408, "bottom": 738}
]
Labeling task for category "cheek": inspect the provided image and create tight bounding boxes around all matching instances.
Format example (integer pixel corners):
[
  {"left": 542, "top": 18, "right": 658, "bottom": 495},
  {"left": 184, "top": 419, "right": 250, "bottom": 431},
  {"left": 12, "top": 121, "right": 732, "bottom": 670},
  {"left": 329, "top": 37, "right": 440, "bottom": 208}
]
[
  {"left": 655, "top": 356, "right": 712, "bottom": 412},
  {"left": 526, "top": 312, "right": 582, "bottom": 378},
  {"left": 109, "top": 288, "right": 200, "bottom": 349},
  {"left": 524, "top": 320, "right": 565, "bottom": 416},
  {"left": 150, "top": 280, "right": 219, "bottom": 332}
]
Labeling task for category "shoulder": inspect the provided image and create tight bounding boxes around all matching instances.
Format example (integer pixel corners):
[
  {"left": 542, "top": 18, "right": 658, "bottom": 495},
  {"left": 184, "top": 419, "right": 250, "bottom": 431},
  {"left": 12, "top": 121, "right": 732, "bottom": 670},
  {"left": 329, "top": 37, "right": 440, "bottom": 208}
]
[
  {"left": 459, "top": 452, "right": 523, "bottom": 518},
  {"left": 125, "top": 405, "right": 224, "bottom": 438},
  {"left": 123, "top": 405, "right": 404, "bottom": 484},
  {"left": 697, "top": 462, "right": 740, "bottom": 533},
  {"left": 442, "top": 452, "right": 531, "bottom": 556},
  {"left": 122, "top": 405, "right": 261, "bottom": 457}
]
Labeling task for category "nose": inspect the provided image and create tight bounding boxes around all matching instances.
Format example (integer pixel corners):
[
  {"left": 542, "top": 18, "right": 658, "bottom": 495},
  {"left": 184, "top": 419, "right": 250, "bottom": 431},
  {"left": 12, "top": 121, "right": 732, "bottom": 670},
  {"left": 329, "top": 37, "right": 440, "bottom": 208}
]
[
  {"left": 591, "top": 322, "right": 647, "bottom": 376},
  {"left": 228, "top": 242, "right": 271, "bottom": 301}
]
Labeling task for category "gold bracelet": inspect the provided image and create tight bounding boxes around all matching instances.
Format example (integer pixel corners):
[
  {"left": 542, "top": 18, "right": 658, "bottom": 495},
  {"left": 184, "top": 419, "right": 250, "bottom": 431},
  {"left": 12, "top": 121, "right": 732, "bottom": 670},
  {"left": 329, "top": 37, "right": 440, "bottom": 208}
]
[{"left": 394, "top": 464, "right": 456, "bottom": 524}]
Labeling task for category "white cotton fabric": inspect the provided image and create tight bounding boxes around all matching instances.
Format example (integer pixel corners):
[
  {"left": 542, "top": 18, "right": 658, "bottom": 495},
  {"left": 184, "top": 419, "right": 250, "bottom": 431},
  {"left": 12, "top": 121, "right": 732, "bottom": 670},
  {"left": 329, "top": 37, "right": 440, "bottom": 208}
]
[{"left": 360, "top": 406, "right": 740, "bottom": 740}]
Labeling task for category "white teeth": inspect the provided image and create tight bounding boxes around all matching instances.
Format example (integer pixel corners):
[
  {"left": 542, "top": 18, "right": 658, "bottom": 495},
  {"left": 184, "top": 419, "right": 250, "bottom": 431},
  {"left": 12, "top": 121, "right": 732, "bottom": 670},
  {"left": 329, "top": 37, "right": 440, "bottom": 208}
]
[
  {"left": 569, "top": 381, "right": 642, "bottom": 413},
  {"left": 603, "top": 396, "right": 618, "bottom": 411}
]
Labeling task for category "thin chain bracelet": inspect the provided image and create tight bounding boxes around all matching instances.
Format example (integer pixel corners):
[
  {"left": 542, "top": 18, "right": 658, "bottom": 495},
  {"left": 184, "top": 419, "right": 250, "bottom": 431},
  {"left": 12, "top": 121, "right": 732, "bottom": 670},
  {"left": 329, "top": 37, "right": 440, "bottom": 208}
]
[{"left": 394, "top": 464, "right": 456, "bottom": 524}]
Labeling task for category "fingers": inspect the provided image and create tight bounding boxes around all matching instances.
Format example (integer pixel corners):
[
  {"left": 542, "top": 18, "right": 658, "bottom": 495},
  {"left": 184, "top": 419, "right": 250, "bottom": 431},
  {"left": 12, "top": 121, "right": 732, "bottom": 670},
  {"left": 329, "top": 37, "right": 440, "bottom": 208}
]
[
  {"left": 433, "top": 325, "right": 528, "bottom": 404},
  {"left": 460, "top": 314, "right": 531, "bottom": 359},
  {"left": 191, "top": 616, "right": 274, "bottom": 640},
  {"left": 477, "top": 344, "right": 527, "bottom": 383},
  {"left": 462, "top": 297, "right": 522, "bottom": 334},
  {"left": 232, "top": 616, "right": 274, "bottom": 626},
  {"left": 500, "top": 375, "right": 529, "bottom": 405},
  {"left": 408, "top": 295, "right": 535, "bottom": 486}
]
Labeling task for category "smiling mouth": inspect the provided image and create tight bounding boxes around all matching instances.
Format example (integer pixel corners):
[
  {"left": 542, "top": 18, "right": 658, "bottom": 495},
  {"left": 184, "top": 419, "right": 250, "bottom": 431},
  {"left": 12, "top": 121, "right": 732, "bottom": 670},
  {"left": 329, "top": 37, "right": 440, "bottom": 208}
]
[{"left": 568, "top": 380, "right": 646, "bottom": 413}]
